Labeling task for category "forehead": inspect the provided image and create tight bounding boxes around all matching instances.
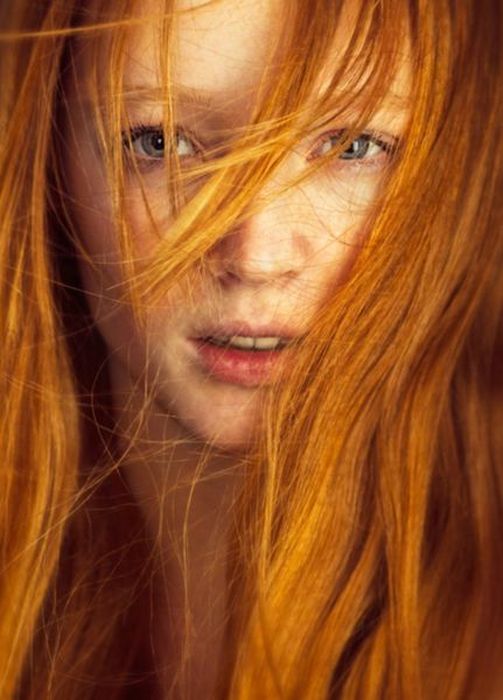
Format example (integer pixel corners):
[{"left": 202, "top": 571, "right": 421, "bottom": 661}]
[
  {"left": 76, "top": 0, "right": 410, "bottom": 127},
  {"left": 127, "top": 0, "right": 282, "bottom": 98}
]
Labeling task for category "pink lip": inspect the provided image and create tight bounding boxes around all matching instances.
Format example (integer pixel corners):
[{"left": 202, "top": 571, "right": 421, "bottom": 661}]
[
  {"left": 192, "top": 339, "right": 290, "bottom": 387},
  {"left": 189, "top": 320, "right": 305, "bottom": 387}
]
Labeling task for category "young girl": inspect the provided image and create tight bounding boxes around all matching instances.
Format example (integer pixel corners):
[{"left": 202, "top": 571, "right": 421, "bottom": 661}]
[{"left": 1, "top": 0, "right": 502, "bottom": 697}]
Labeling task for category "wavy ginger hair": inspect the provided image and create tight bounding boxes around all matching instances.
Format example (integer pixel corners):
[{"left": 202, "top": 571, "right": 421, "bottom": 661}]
[{"left": 0, "top": 0, "right": 502, "bottom": 698}]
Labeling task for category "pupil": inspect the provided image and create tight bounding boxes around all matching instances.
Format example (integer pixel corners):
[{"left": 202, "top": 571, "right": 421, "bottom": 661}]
[
  {"left": 341, "top": 137, "right": 369, "bottom": 160},
  {"left": 143, "top": 131, "right": 164, "bottom": 156},
  {"left": 150, "top": 133, "right": 164, "bottom": 151}
]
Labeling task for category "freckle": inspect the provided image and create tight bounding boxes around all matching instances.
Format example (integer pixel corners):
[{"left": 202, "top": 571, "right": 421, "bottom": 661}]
[{"left": 292, "top": 229, "right": 314, "bottom": 256}]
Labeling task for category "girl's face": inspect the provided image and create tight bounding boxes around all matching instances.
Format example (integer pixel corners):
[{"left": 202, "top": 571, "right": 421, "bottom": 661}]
[{"left": 65, "top": 0, "right": 408, "bottom": 450}]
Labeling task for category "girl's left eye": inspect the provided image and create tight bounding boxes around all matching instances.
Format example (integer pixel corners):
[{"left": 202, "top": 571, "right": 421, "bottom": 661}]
[
  {"left": 122, "top": 125, "right": 200, "bottom": 161},
  {"left": 311, "top": 131, "right": 392, "bottom": 162}
]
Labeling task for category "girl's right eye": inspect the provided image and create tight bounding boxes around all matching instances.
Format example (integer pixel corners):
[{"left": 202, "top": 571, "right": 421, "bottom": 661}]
[{"left": 122, "top": 125, "right": 201, "bottom": 162}]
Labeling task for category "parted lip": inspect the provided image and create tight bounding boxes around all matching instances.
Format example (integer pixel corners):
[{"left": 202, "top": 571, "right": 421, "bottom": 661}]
[{"left": 192, "top": 320, "right": 306, "bottom": 341}]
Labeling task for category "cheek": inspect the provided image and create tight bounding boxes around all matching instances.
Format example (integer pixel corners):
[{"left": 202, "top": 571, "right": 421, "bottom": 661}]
[
  {"left": 319, "top": 170, "right": 382, "bottom": 226},
  {"left": 301, "top": 175, "right": 377, "bottom": 288},
  {"left": 64, "top": 147, "right": 165, "bottom": 373}
]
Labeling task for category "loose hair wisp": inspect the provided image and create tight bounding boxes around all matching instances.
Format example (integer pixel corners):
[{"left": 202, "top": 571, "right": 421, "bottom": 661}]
[{"left": 0, "top": 0, "right": 502, "bottom": 697}]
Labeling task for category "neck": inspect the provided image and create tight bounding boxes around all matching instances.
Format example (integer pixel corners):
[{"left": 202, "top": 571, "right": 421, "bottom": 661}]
[{"left": 109, "top": 360, "right": 244, "bottom": 699}]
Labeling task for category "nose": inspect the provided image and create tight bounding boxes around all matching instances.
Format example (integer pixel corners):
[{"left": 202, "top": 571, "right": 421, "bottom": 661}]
[{"left": 210, "top": 183, "right": 313, "bottom": 287}]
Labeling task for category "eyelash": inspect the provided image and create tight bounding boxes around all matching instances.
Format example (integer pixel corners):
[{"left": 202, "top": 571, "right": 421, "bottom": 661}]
[
  {"left": 121, "top": 122, "right": 397, "bottom": 172},
  {"left": 121, "top": 123, "right": 201, "bottom": 171},
  {"left": 310, "top": 129, "right": 396, "bottom": 168}
]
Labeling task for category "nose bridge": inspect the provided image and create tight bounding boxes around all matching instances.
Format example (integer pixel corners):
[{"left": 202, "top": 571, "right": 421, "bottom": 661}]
[{"left": 214, "top": 169, "right": 313, "bottom": 284}]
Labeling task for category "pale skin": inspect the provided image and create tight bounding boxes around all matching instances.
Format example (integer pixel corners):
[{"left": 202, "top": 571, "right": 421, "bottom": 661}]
[{"left": 63, "top": 0, "right": 409, "bottom": 696}]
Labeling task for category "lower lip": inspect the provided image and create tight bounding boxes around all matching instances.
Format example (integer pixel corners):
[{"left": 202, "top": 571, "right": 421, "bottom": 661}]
[{"left": 192, "top": 339, "right": 289, "bottom": 387}]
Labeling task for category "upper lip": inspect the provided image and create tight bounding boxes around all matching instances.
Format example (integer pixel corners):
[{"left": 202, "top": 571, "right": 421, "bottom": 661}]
[{"left": 192, "top": 321, "right": 306, "bottom": 340}]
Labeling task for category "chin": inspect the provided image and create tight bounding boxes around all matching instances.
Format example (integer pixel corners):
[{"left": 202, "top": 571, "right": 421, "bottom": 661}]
[
  {"left": 166, "top": 392, "right": 260, "bottom": 453},
  {"left": 178, "top": 412, "right": 257, "bottom": 453}
]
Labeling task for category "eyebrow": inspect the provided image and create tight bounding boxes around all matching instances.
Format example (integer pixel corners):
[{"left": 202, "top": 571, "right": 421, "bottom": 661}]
[
  {"left": 121, "top": 83, "right": 410, "bottom": 120},
  {"left": 122, "top": 84, "right": 232, "bottom": 109}
]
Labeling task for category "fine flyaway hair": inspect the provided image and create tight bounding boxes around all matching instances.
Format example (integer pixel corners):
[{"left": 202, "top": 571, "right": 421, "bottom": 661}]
[{"left": 0, "top": 0, "right": 502, "bottom": 697}]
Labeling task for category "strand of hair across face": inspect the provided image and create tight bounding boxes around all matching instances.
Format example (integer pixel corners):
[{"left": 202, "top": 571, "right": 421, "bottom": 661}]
[{"left": 0, "top": 0, "right": 501, "bottom": 698}]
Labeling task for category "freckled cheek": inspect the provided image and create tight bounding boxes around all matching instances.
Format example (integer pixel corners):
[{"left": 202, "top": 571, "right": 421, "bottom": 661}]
[
  {"left": 74, "top": 191, "right": 166, "bottom": 281},
  {"left": 320, "top": 170, "right": 381, "bottom": 211},
  {"left": 307, "top": 176, "right": 377, "bottom": 244},
  {"left": 300, "top": 180, "right": 375, "bottom": 296},
  {"left": 126, "top": 193, "right": 172, "bottom": 258},
  {"left": 66, "top": 154, "right": 120, "bottom": 265}
]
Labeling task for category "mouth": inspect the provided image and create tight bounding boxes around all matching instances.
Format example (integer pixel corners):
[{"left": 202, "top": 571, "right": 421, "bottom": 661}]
[{"left": 191, "top": 332, "right": 299, "bottom": 387}]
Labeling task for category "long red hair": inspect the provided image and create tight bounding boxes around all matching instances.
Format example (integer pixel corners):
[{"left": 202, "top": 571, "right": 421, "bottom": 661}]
[{"left": 0, "top": 0, "right": 502, "bottom": 697}]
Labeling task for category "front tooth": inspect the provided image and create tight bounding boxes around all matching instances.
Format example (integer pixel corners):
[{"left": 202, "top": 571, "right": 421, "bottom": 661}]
[
  {"left": 253, "top": 337, "right": 282, "bottom": 350},
  {"left": 229, "top": 335, "right": 255, "bottom": 349}
]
